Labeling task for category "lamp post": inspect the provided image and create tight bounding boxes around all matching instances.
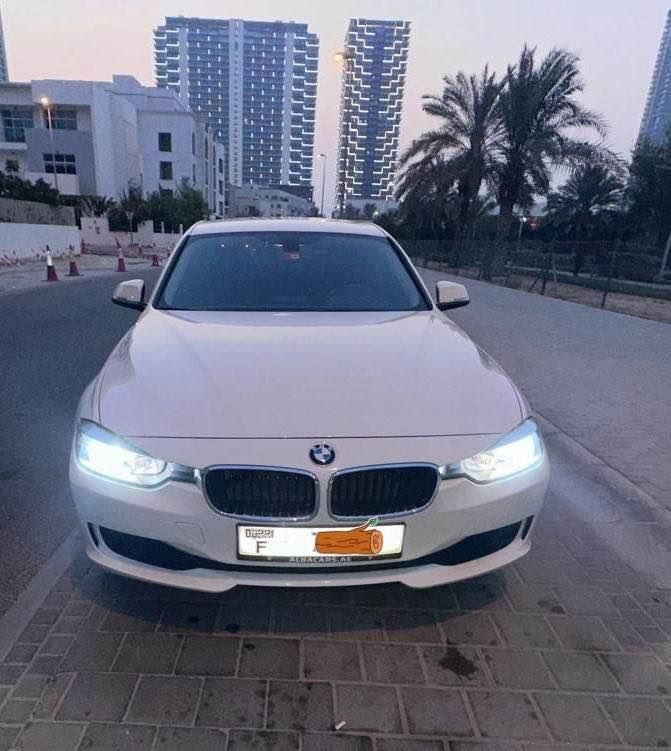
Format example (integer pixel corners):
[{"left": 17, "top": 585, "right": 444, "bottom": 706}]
[
  {"left": 334, "top": 50, "right": 354, "bottom": 218},
  {"left": 317, "top": 153, "right": 327, "bottom": 217},
  {"left": 516, "top": 215, "right": 527, "bottom": 254},
  {"left": 39, "top": 96, "right": 59, "bottom": 193}
]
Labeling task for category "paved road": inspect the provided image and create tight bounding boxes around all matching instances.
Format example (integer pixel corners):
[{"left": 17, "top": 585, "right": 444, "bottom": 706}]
[
  {"left": 0, "top": 269, "right": 160, "bottom": 616},
  {"left": 420, "top": 269, "right": 671, "bottom": 508}
]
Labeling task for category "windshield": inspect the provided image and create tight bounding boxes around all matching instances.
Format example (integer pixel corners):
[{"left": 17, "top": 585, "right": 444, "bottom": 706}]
[{"left": 156, "top": 231, "right": 430, "bottom": 312}]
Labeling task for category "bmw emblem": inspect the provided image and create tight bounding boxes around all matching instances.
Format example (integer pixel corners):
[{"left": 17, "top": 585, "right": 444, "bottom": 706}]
[{"left": 310, "top": 443, "right": 336, "bottom": 466}]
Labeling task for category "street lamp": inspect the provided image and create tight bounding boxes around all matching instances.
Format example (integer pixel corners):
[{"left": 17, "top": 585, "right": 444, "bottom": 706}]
[
  {"left": 516, "top": 215, "right": 527, "bottom": 254},
  {"left": 39, "top": 96, "right": 59, "bottom": 193},
  {"left": 333, "top": 50, "right": 355, "bottom": 218},
  {"left": 317, "top": 153, "right": 327, "bottom": 217}
]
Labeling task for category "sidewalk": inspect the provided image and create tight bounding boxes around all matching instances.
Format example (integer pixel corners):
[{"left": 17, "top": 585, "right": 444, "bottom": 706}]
[{"left": 0, "top": 488, "right": 669, "bottom": 751}]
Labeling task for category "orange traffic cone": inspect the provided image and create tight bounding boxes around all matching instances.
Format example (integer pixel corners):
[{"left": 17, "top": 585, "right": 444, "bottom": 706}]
[
  {"left": 117, "top": 248, "right": 126, "bottom": 272},
  {"left": 46, "top": 249, "right": 58, "bottom": 281},
  {"left": 67, "top": 245, "right": 81, "bottom": 276},
  {"left": 151, "top": 253, "right": 160, "bottom": 267}
]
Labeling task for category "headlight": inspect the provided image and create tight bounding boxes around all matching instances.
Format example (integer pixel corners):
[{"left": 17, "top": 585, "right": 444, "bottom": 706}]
[
  {"left": 441, "top": 419, "right": 544, "bottom": 484},
  {"left": 75, "top": 420, "right": 194, "bottom": 487}
]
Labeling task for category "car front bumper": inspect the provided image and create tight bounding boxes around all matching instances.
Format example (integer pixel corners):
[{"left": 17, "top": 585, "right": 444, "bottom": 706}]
[{"left": 69, "top": 433, "right": 549, "bottom": 592}]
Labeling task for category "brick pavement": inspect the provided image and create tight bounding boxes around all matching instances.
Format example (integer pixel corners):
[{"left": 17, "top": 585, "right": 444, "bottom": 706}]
[{"left": 0, "top": 495, "right": 670, "bottom": 750}]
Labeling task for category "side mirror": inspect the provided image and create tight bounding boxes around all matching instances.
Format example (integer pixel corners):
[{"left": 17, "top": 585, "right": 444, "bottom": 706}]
[
  {"left": 436, "top": 280, "right": 470, "bottom": 311},
  {"left": 112, "top": 279, "right": 146, "bottom": 311}
]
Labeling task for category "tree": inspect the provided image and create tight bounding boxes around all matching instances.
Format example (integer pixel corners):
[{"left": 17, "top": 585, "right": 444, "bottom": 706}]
[
  {"left": 626, "top": 135, "right": 671, "bottom": 248},
  {"left": 0, "top": 172, "right": 60, "bottom": 205},
  {"left": 173, "top": 178, "right": 209, "bottom": 228},
  {"left": 492, "top": 46, "right": 607, "bottom": 250},
  {"left": 397, "top": 66, "right": 504, "bottom": 258},
  {"left": 80, "top": 195, "right": 116, "bottom": 217},
  {"left": 547, "top": 162, "right": 624, "bottom": 273}
]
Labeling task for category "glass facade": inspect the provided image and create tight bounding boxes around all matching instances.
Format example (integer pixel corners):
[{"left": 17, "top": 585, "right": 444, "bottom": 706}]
[
  {"left": 154, "top": 17, "right": 318, "bottom": 188},
  {"left": 335, "top": 19, "right": 410, "bottom": 211},
  {"left": 640, "top": 10, "right": 671, "bottom": 144}
]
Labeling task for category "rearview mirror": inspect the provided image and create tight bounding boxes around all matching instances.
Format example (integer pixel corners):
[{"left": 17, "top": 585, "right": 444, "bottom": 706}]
[
  {"left": 112, "top": 279, "right": 146, "bottom": 311},
  {"left": 435, "top": 280, "right": 469, "bottom": 311}
]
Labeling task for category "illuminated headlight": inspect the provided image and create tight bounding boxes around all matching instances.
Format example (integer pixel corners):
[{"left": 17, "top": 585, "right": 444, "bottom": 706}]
[
  {"left": 441, "top": 419, "right": 544, "bottom": 483},
  {"left": 75, "top": 420, "right": 193, "bottom": 487}
]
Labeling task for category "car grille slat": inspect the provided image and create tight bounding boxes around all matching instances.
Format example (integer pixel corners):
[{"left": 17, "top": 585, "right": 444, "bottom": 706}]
[
  {"left": 330, "top": 465, "right": 439, "bottom": 518},
  {"left": 203, "top": 468, "right": 316, "bottom": 519}
]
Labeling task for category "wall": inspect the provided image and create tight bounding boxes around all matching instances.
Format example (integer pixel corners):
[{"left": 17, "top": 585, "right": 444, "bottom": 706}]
[
  {"left": 25, "top": 128, "right": 96, "bottom": 195},
  {"left": 0, "top": 197, "right": 76, "bottom": 226},
  {"left": 0, "top": 222, "right": 81, "bottom": 262},
  {"left": 80, "top": 217, "right": 181, "bottom": 251},
  {"left": 138, "top": 110, "right": 196, "bottom": 195}
]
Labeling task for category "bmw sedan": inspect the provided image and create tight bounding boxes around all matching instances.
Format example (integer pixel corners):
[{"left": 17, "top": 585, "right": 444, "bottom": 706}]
[{"left": 69, "top": 218, "right": 549, "bottom": 592}]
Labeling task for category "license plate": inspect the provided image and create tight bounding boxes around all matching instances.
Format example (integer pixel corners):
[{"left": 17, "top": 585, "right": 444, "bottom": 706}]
[{"left": 237, "top": 521, "right": 404, "bottom": 563}]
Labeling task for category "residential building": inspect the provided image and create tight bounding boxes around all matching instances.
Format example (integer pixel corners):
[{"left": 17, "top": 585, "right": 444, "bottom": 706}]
[
  {"left": 0, "top": 4, "right": 8, "bottom": 83},
  {"left": 0, "top": 75, "right": 225, "bottom": 215},
  {"left": 228, "top": 183, "right": 316, "bottom": 218},
  {"left": 335, "top": 18, "right": 410, "bottom": 215},
  {"left": 154, "top": 16, "right": 318, "bottom": 189},
  {"left": 639, "top": 10, "right": 671, "bottom": 144}
]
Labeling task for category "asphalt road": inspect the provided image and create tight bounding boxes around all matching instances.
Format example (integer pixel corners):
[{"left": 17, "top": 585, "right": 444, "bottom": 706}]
[
  {"left": 0, "top": 269, "right": 160, "bottom": 616},
  {"left": 0, "top": 266, "right": 669, "bottom": 617}
]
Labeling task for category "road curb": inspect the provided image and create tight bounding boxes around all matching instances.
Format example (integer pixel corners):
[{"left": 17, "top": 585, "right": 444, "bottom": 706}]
[{"left": 0, "top": 529, "right": 79, "bottom": 662}]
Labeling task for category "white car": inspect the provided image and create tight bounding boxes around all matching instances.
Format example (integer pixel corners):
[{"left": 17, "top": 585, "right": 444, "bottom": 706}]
[{"left": 70, "top": 218, "right": 549, "bottom": 592}]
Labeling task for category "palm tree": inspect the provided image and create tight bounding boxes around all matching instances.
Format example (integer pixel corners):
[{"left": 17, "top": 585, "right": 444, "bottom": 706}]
[
  {"left": 397, "top": 66, "right": 504, "bottom": 262},
  {"left": 395, "top": 154, "right": 456, "bottom": 239},
  {"left": 490, "top": 46, "right": 607, "bottom": 273}
]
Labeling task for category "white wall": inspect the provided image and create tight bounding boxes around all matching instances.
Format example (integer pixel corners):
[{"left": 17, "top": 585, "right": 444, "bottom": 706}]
[
  {"left": 80, "top": 217, "right": 181, "bottom": 251},
  {"left": 0, "top": 223, "right": 81, "bottom": 262},
  {"left": 138, "top": 110, "right": 195, "bottom": 195}
]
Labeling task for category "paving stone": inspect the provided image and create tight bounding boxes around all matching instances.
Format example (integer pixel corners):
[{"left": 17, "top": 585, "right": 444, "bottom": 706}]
[
  {"left": 100, "top": 600, "right": 164, "bottom": 632},
  {"left": 78, "top": 723, "right": 156, "bottom": 750},
  {"left": 468, "top": 691, "right": 548, "bottom": 741},
  {"left": 11, "top": 673, "right": 49, "bottom": 700},
  {"left": 600, "top": 695, "right": 671, "bottom": 745},
  {"left": 13, "top": 721, "right": 85, "bottom": 750},
  {"left": 38, "top": 634, "right": 74, "bottom": 657},
  {"left": 59, "top": 631, "right": 124, "bottom": 671},
  {"left": 25, "top": 655, "right": 61, "bottom": 676},
  {"left": 16, "top": 624, "right": 50, "bottom": 645},
  {"left": 383, "top": 609, "right": 442, "bottom": 643},
  {"left": 402, "top": 584, "right": 459, "bottom": 610},
  {"left": 329, "top": 608, "right": 385, "bottom": 641},
  {"left": 303, "top": 639, "right": 361, "bottom": 681},
  {"left": 28, "top": 608, "right": 60, "bottom": 626},
  {"left": 40, "top": 590, "right": 71, "bottom": 609},
  {"left": 0, "top": 697, "right": 36, "bottom": 723},
  {"left": 601, "top": 652, "right": 671, "bottom": 695},
  {"left": 31, "top": 672, "right": 74, "bottom": 720},
  {"left": 602, "top": 616, "right": 650, "bottom": 652},
  {"left": 437, "top": 613, "right": 500, "bottom": 646},
  {"left": 227, "top": 730, "right": 299, "bottom": 751},
  {"left": 636, "top": 624, "right": 669, "bottom": 644},
  {"left": 492, "top": 613, "right": 558, "bottom": 648},
  {"left": 0, "top": 663, "right": 25, "bottom": 684},
  {"left": 535, "top": 693, "right": 618, "bottom": 743},
  {"left": 422, "top": 645, "right": 488, "bottom": 686},
  {"left": 542, "top": 651, "right": 619, "bottom": 692},
  {"left": 273, "top": 606, "right": 329, "bottom": 636},
  {"left": 376, "top": 739, "right": 444, "bottom": 751},
  {"left": 502, "top": 577, "right": 565, "bottom": 615},
  {"left": 57, "top": 671, "right": 137, "bottom": 721},
  {"left": 175, "top": 635, "right": 239, "bottom": 676},
  {"left": 238, "top": 638, "right": 299, "bottom": 679},
  {"left": 51, "top": 615, "right": 85, "bottom": 636},
  {"left": 0, "top": 727, "right": 20, "bottom": 751},
  {"left": 153, "top": 726, "right": 227, "bottom": 750},
  {"left": 547, "top": 615, "right": 620, "bottom": 651},
  {"left": 362, "top": 643, "right": 424, "bottom": 684},
  {"left": 61, "top": 599, "right": 93, "bottom": 618},
  {"left": 454, "top": 576, "right": 508, "bottom": 611},
  {"left": 335, "top": 684, "right": 403, "bottom": 732},
  {"left": 402, "top": 686, "right": 473, "bottom": 736},
  {"left": 155, "top": 727, "right": 227, "bottom": 751},
  {"left": 482, "top": 649, "right": 554, "bottom": 689},
  {"left": 552, "top": 583, "right": 620, "bottom": 616},
  {"left": 113, "top": 633, "right": 183, "bottom": 674},
  {"left": 267, "top": 680, "right": 334, "bottom": 731},
  {"left": 450, "top": 743, "right": 519, "bottom": 751},
  {"left": 216, "top": 597, "right": 273, "bottom": 635},
  {"left": 196, "top": 677, "right": 266, "bottom": 728},
  {"left": 126, "top": 675, "right": 201, "bottom": 724},
  {"left": 303, "top": 733, "right": 373, "bottom": 751},
  {"left": 158, "top": 602, "right": 218, "bottom": 633},
  {"left": 3, "top": 643, "right": 38, "bottom": 664}
]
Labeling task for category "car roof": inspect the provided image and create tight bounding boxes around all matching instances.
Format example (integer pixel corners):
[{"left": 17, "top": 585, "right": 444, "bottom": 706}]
[{"left": 189, "top": 217, "right": 387, "bottom": 237}]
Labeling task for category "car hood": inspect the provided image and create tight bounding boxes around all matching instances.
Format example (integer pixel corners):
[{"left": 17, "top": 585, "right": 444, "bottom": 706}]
[{"left": 97, "top": 309, "right": 522, "bottom": 439}]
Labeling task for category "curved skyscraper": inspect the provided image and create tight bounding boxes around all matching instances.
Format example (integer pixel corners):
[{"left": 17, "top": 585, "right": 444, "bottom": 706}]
[
  {"left": 335, "top": 18, "right": 410, "bottom": 215},
  {"left": 639, "top": 10, "right": 671, "bottom": 145}
]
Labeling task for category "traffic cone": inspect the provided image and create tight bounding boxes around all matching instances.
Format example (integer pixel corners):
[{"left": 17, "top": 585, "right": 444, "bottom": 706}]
[
  {"left": 46, "top": 248, "right": 58, "bottom": 281},
  {"left": 151, "top": 253, "right": 160, "bottom": 267},
  {"left": 67, "top": 245, "right": 81, "bottom": 276},
  {"left": 117, "top": 248, "right": 126, "bottom": 272}
]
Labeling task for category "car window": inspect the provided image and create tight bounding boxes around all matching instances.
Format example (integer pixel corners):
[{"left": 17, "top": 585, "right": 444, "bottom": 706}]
[{"left": 156, "top": 231, "right": 430, "bottom": 312}]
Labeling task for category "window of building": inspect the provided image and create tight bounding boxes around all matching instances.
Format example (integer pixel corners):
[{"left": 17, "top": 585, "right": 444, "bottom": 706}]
[
  {"left": 158, "top": 132, "right": 172, "bottom": 152},
  {"left": 44, "top": 107, "right": 77, "bottom": 130},
  {"left": 192, "top": 164, "right": 196, "bottom": 183},
  {"left": 218, "top": 200, "right": 224, "bottom": 215},
  {"left": 191, "top": 132, "right": 195, "bottom": 155},
  {"left": 218, "top": 157, "right": 223, "bottom": 174},
  {"left": 159, "top": 161, "right": 173, "bottom": 180},
  {"left": 160, "top": 187, "right": 173, "bottom": 197},
  {"left": 5, "top": 158, "right": 19, "bottom": 173},
  {"left": 43, "top": 152, "right": 76, "bottom": 174},
  {"left": 218, "top": 179, "right": 223, "bottom": 196},
  {"left": 1, "top": 107, "right": 33, "bottom": 142}
]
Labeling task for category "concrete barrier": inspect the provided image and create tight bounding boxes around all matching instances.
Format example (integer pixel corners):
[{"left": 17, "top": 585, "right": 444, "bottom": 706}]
[{"left": 0, "top": 223, "right": 82, "bottom": 263}]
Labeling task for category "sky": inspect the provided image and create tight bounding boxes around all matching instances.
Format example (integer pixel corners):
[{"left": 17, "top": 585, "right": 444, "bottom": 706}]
[{"left": 3, "top": 0, "right": 669, "bottom": 208}]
